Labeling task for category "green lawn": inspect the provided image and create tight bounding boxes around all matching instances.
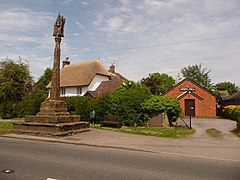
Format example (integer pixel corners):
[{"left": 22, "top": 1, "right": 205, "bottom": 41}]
[
  {"left": 0, "top": 118, "right": 24, "bottom": 135},
  {"left": 91, "top": 124, "right": 195, "bottom": 138},
  {"left": 206, "top": 128, "right": 222, "bottom": 137},
  {"left": 0, "top": 121, "right": 13, "bottom": 135}
]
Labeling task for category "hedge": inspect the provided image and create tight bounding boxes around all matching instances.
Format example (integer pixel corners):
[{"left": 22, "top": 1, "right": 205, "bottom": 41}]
[
  {"left": 222, "top": 105, "right": 240, "bottom": 120},
  {"left": 223, "top": 105, "right": 240, "bottom": 133},
  {"left": 141, "top": 95, "right": 181, "bottom": 124}
]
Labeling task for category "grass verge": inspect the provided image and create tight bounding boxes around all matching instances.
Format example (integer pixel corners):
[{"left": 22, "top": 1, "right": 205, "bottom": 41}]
[
  {"left": 231, "top": 129, "right": 240, "bottom": 138},
  {"left": 206, "top": 128, "right": 221, "bottom": 137},
  {"left": 91, "top": 124, "right": 195, "bottom": 138},
  {"left": 0, "top": 121, "right": 13, "bottom": 135},
  {"left": 0, "top": 118, "right": 24, "bottom": 135}
]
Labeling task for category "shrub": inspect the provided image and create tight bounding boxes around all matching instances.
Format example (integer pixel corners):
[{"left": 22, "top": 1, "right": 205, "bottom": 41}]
[
  {"left": 20, "top": 90, "right": 47, "bottom": 116},
  {"left": 141, "top": 95, "right": 181, "bottom": 124},
  {"left": 223, "top": 105, "right": 240, "bottom": 132},
  {"left": 0, "top": 101, "right": 23, "bottom": 119},
  {"left": 95, "top": 81, "right": 152, "bottom": 126},
  {"left": 223, "top": 105, "right": 240, "bottom": 120},
  {"left": 61, "top": 96, "right": 96, "bottom": 121}
]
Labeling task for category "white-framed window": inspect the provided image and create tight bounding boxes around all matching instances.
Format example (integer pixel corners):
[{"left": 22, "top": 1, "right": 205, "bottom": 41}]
[
  {"left": 77, "top": 87, "right": 82, "bottom": 95},
  {"left": 60, "top": 88, "right": 66, "bottom": 96}
]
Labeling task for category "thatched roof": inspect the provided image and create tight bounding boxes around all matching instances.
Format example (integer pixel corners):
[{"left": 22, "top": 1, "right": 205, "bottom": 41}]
[{"left": 47, "top": 59, "right": 111, "bottom": 88}]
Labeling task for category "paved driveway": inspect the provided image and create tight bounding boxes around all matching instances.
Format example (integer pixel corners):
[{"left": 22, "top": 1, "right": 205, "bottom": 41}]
[{"left": 181, "top": 118, "right": 238, "bottom": 139}]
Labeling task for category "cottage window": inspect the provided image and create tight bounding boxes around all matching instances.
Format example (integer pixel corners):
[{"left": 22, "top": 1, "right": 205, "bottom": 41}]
[
  {"left": 77, "top": 87, "right": 82, "bottom": 95},
  {"left": 60, "top": 88, "right": 66, "bottom": 96}
]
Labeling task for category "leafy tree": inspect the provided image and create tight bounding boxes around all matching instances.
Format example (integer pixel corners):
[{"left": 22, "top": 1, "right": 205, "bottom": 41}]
[
  {"left": 21, "top": 68, "right": 53, "bottom": 115},
  {"left": 141, "top": 73, "right": 175, "bottom": 95},
  {"left": 0, "top": 59, "right": 33, "bottom": 101},
  {"left": 215, "top": 81, "right": 239, "bottom": 95},
  {"left": 34, "top": 67, "right": 52, "bottom": 92},
  {"left": 180, "top": 64, "right": 212, "bottom": 90}
]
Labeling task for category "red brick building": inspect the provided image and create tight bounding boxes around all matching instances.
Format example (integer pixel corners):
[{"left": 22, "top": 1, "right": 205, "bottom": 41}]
[{"left": 163, "top": 78, "right": 216, "bottom": 117}]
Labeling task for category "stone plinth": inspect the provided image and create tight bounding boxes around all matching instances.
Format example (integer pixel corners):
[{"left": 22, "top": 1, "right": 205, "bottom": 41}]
[
  {"left": 37, "top": 100, "right": 69, "bottom": 116},
  {"left": 12, "top": 121, "right": 89, "bottom": 136},
  {"left": 25, "top": 115, "right": 80, "bottom": 123},
  {"left": 12, "top": 100, "right": 90, "bottom": 137}
]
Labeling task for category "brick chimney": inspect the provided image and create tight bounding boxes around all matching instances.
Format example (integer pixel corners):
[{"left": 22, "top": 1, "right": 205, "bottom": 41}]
[
  {"left": 62, "top": 57, "right": 70, "bottom": 68},
  {"left": 109, "top": 64, "right": 115, "bottom": 73}
]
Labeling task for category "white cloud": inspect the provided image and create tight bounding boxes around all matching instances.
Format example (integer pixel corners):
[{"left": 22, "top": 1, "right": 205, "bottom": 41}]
[
  {"left": 0, "top": 7, "right": 53, "bottom": 31},
  {"left": 58, "top": 0, "right": 74, "bottom": 5},
  {"left": 81, "top": 1, "right": 89, "bottom": 6},
  {"left": 106, "top": 17, "right": 123, "bottom": 30},
  {"left": 76, "top": 21, "right": 85, "bottom": 29}
]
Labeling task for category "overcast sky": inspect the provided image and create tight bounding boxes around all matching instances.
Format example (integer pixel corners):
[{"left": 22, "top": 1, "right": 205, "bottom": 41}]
[{"left": 0, "top": 0, "right": 239, "bottom": 86}]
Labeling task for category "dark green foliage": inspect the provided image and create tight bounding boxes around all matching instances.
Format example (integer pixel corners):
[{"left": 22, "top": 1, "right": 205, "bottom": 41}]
[
  {"left": 215, "top": 81, "right": 239, "bottom": 95},
  {"left": 34, "top": 68, "right": 52, "bottom": 91},
  {"left": 141, "top": 73, "right": 175, "bottom": 95},
  {"left": 97, "top": 81, "right": 152, "bottom": 126},
  {"left": 181, "top": 64, "right": 213, "bottom": 90},
  {"left": 62, "top": 96, "right": 97, "bottom": 121},
  {"left": 20, "top": 68, "right": 52, "bottom": 116},
  {"left": 0, "top": 59, "right": 33, "bottom": 101},
  {"left": 0, "top": 67, "right": 52, "bottom": 118},
  {"left": 141, "top": 95, "right": 181, "bottom": 123},
  {"left": 21, "top": 92, "right": 47, "bottom": 115},
  {"left": 0, "top": 59, "right": 33, "bottom": 118},
  {"left": 0, "top": 101, "right": 22, "bottom": 119}
]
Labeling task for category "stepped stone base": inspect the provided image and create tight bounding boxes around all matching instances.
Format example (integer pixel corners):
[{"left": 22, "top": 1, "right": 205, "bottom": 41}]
[
  {"left": 11, "top": 99, "right": 90, "bottom": 137},
  {"left": 25, "top": 115, "right": 81, "bottom": 123},
  {"left": 12, "top": 121, "right": 89, "bottom": 137}
]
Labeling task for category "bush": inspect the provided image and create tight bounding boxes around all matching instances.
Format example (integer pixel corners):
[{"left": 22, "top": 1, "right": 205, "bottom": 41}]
[
  {"left": 95, "top": 82, "right": 152, "bottom": 126},
  {"left": 0, "top": 101, "right": 23, "bottom": 119},
  {"left": 223, "top": 105, "right": 240, "bottom": 132},
  {"left": 223, "top": 105, "right": 240, "bottom": 120},
  {"left": 61, "top": 96, "right": 97, "bottom": 121},
  {"left": 141, "top": 95, "right": 181, "bottom": 124}
]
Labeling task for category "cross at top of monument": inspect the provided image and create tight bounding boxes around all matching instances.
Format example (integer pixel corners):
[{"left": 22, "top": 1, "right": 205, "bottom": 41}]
[{"left": 53, "top": 13, "right": 65, "bottom": 38}]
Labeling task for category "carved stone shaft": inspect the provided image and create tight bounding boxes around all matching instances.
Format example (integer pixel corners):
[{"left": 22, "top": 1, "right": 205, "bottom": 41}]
[{"left": 50, "top": 37, "right": 61, "bottom": 100}]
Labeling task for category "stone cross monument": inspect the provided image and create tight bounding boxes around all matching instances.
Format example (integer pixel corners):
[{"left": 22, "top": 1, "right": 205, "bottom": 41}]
[
  {"left": 12, "top": 14, "right": 89, "bottom": 136},
  {"left": 37, "top": 14, "right": 69, "bottom": 116},
  {"left": 51, "top": 14, "right": 65, "bottom": 100}
]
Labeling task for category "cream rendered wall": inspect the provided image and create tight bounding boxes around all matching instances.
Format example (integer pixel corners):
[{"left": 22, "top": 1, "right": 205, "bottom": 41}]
[
  {"left": 61, "top": 87, "right": 77, "bottom": 97},
  {"left": 58, "top": 75, "right": 109, "bottom": 97},
  {"left": 82, "top": 86, "right": 89, "bottom": 95},
  {"left": 88, "top": 75, "right": 109, "bottom": 91}
]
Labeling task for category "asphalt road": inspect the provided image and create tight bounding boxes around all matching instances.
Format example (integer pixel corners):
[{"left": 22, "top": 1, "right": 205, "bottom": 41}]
[{"left": 0, "top": 138, "right": 239, "bottom": 180}]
